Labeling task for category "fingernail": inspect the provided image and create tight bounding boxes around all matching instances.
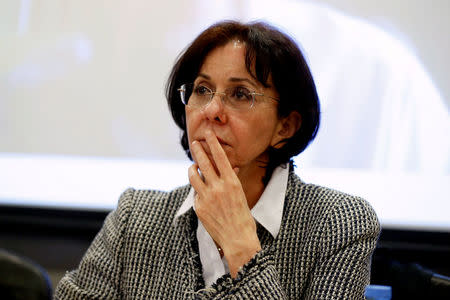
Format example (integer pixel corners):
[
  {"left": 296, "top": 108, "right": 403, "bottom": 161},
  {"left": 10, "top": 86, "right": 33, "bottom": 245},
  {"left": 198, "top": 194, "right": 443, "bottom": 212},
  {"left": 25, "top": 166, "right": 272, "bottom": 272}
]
[{"left": 234, "top": 167, "right": 240, "bottom": 175}]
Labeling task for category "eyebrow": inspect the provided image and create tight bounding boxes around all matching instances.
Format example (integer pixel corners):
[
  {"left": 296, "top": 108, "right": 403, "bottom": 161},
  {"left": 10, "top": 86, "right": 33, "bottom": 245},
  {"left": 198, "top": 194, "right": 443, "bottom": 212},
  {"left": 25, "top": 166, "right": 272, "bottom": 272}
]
[
  {"left": 197, "top": 73, "right": 211, "bottom": 80},
  {"left": 229, "top": 77, "right": 258, "bottom": 88},
  {"left": 197, "top": 73, "right": 259, "bottom": 88}
]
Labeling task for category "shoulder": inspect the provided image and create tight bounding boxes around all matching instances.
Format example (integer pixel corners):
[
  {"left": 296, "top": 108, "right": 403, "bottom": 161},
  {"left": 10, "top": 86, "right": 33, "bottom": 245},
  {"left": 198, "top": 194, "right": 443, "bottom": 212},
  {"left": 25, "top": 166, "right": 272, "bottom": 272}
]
[
  {"left": 114, "top": 184, "right": 191, "bottom": 225},
  {"left": 285, "top": 171, "right": 380, "bottom": 238}
]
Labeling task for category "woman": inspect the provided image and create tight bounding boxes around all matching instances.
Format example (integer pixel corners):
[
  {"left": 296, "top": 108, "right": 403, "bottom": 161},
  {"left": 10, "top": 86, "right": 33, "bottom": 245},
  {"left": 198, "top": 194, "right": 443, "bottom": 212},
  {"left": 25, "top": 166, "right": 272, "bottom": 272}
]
[{"left": 55, "top": 21, "right": 380, "bottom": 299}]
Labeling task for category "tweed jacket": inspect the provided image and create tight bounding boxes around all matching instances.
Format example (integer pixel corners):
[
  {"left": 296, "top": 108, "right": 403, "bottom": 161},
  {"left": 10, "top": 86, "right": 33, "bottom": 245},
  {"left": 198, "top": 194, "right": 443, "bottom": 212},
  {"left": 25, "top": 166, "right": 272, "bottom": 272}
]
[{"left": 55, "top": 171, "right": 380, "bottom": 299}]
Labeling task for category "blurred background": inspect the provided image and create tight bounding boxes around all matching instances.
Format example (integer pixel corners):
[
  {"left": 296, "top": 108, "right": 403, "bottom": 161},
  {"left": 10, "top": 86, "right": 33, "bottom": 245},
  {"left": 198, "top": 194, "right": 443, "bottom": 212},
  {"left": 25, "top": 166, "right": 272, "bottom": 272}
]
[
  {"left": 0, "top": 0, "right": 449, "bottom": 295},
  {"left": 1, "top": 0, "right": 448, "bottom": 227}
]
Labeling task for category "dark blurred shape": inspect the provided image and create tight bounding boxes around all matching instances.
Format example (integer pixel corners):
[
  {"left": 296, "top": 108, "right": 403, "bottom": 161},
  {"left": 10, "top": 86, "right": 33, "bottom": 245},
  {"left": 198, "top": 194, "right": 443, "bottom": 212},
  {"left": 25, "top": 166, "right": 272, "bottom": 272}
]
[
  {"left": 0, "top": 249, "right": 52, "bottom": 300},
  {"left": 372, "top": 256, "right": 450, "bottom": 299}
]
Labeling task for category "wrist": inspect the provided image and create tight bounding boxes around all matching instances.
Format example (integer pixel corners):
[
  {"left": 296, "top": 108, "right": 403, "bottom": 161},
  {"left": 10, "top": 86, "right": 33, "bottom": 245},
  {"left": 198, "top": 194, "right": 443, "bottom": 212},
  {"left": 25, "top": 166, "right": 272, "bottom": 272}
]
[{"left": 224, "top": 238, "right": 261, "bottom": 278}]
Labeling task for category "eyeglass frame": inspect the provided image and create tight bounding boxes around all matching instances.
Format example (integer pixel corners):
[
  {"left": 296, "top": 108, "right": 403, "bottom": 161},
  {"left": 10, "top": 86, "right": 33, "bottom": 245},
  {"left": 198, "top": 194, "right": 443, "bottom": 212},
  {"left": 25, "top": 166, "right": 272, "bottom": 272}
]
[{"left": 177, "top": 83, "right": 279, "bottom": 110}]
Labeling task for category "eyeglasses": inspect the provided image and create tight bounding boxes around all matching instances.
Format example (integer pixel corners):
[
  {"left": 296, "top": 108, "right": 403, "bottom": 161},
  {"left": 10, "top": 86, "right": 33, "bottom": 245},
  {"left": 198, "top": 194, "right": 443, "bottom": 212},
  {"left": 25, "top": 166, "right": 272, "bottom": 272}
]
[{"left": 178, "top": 83, "right": 279, "bottom": 111}]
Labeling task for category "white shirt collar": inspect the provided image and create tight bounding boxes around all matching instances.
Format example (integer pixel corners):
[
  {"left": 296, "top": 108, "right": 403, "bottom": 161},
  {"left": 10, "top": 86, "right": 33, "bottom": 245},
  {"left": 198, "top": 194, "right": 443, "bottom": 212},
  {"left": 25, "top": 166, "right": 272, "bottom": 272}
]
[{"left": 174, "top": 165, "right": 289, "bottom": 287}]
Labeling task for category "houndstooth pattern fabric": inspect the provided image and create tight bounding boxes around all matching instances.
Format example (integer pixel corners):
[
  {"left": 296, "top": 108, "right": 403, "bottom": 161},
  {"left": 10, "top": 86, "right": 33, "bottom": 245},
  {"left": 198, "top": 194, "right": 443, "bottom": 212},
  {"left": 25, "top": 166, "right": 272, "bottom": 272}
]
[{"left": 55, "top": 171, "right": 380, "bottom": 299}]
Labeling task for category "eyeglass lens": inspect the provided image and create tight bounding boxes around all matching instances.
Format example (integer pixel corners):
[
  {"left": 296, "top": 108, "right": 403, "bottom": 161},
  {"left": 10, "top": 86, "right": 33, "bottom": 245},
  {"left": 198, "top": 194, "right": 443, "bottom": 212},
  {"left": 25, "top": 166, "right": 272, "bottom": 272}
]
[{"left": 180, "top": 84, "right": 254, "bottom": 110}]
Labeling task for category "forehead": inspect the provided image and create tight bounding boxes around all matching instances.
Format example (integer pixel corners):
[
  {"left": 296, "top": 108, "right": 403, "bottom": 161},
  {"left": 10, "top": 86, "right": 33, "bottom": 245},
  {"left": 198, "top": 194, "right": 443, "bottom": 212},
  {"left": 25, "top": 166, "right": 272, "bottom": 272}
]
[
  {"left": 199, "top": 41, "right": 248, "bottom": 74},
  {"left": 196, "top": 40, "right": 274, "bottom": 89}
]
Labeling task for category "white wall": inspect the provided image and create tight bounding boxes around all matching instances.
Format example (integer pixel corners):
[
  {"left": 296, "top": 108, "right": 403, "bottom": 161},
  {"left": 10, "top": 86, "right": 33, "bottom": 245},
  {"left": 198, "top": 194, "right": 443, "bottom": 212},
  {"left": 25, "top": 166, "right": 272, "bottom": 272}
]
[{"left": 317, "top": 0, "right": 449, "bottom": 108}]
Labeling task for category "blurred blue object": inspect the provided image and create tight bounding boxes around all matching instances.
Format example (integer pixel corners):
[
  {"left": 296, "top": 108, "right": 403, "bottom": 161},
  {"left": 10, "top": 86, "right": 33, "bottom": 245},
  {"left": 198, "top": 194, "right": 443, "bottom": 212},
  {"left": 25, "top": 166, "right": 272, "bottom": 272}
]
[{"left": 365, "top": 285, "right": 392, "bottom": 300}]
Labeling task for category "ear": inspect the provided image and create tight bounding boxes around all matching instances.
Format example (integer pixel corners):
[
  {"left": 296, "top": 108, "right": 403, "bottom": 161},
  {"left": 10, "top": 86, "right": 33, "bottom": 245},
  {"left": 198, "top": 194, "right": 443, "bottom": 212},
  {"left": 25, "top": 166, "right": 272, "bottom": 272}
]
[{"left": 271, "top": 111, "right": 302, "bottom": 149}]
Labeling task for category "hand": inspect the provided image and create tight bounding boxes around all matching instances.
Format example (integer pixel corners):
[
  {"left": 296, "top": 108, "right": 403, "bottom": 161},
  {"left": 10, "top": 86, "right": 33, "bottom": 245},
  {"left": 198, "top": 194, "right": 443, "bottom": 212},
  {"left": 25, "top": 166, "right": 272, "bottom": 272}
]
[{"left": 188, "top": 130, "right": 261, "bottom": 278}]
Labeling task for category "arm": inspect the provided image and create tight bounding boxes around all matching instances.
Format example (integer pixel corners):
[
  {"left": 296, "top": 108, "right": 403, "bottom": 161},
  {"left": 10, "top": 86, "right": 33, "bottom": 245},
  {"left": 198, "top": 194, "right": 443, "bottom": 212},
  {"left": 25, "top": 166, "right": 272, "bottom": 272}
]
[
  {"left": 304, "top": 196, "right": 380, "bottom": 299},
  {"left": 189, "top": 130, "right": 261, "bottom": 277},
  {"left": 54, "top": 188, "right": 135, "bottom": 300},
  {"left": 189, "top": 130, "right": 286, "bottom": 299}
]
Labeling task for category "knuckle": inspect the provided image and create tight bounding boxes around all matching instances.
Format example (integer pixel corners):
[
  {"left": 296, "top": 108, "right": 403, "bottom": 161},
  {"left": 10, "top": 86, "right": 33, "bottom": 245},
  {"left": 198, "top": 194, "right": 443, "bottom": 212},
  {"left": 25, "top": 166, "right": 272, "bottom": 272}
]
[
  {"left": 211, "top": 189, "right": 221, "bottom": 200},
  {"left": 188, "top": 169, "right": 196, "bottom": 180},
  {"left": 195, "top": 203, "right": 209, "bottom": 219},
  {"left": 194, "top": 198, "right": 203, "bottom": 212}
]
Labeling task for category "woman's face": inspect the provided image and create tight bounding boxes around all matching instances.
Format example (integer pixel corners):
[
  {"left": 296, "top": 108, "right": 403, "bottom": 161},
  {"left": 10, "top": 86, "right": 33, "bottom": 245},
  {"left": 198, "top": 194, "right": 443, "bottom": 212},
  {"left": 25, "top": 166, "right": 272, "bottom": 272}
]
[{"left": 185, "top": 41, "right": 286, "bottom": 178}]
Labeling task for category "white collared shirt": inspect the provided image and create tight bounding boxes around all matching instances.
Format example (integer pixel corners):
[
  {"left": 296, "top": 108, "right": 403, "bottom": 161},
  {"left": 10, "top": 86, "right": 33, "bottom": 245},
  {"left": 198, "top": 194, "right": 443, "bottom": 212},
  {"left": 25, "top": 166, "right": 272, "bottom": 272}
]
[{"left": 174, "top": 165, "right": 289, "bottom": 287}]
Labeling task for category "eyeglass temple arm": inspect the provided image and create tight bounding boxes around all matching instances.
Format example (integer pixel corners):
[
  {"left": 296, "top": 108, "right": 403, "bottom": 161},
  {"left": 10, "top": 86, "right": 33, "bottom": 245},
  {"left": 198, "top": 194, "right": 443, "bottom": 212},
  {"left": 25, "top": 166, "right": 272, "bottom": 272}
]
[{"left": 252, "top": 92, "right": 279, "bottom": 102}]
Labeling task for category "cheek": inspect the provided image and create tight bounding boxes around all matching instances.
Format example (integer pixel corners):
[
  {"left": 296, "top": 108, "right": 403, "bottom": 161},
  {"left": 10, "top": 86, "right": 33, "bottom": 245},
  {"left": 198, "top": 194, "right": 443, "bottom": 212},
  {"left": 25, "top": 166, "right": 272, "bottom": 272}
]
[
  {"left": 185, "top": 107, "right": 198, "bottom": 142},
  {"left": 233, "top": 118, "right": 274, "bottom": 152},
  {"left": 244, "top": 116, "right": 280, "bottom": 149}
]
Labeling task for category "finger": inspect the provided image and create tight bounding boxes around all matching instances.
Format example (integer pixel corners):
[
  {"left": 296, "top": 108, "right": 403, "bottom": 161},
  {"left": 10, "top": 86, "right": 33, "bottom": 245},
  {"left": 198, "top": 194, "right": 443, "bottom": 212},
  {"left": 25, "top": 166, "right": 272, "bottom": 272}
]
[
  {"left": 188, "top": 163, "right": 205, "bottom": 191},
  {"left": 205, "top": 130, "right": 233, "bottom": 175},
  {"left": 191, "top": 140, "right": 218, "bottom": 181}
]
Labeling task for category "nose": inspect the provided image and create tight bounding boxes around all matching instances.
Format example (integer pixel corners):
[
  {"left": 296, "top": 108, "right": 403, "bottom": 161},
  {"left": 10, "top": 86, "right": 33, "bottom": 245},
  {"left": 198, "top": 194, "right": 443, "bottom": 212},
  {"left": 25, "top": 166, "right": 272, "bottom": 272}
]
[{"left": 201, "top": 93, "right": 227, "bottom": 123}]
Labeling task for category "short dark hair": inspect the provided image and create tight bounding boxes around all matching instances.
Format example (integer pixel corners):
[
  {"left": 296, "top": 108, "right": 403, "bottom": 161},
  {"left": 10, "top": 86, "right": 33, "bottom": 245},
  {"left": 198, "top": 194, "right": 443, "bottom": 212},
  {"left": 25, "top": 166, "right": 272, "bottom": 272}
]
[{"left": 166, "top": 20, "right": 320, "bottom": 184}]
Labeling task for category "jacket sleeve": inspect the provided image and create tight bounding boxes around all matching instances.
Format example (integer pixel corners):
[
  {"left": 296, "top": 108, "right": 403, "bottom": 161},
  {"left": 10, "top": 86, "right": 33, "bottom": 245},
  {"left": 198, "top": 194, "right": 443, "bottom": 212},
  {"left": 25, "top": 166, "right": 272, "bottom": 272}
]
[
  {"left": 195, "top": 249, "right": 286, "bottom": 299},
  {"left": 304, "top": 196, "right": 380, "bottom": 299},
  {"left": 54, "top": 188, "right": 135, "bottom": 300}
]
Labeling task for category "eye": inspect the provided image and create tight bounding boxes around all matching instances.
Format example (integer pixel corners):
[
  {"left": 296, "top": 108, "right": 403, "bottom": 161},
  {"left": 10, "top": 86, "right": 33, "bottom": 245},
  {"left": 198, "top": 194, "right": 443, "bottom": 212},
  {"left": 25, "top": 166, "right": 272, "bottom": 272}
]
[
  {"left": 230, "top": 86, "right": 252, "bottom": 101},
  {"left": 194, "top": 84, "right": 211, "bottom": 96}
]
